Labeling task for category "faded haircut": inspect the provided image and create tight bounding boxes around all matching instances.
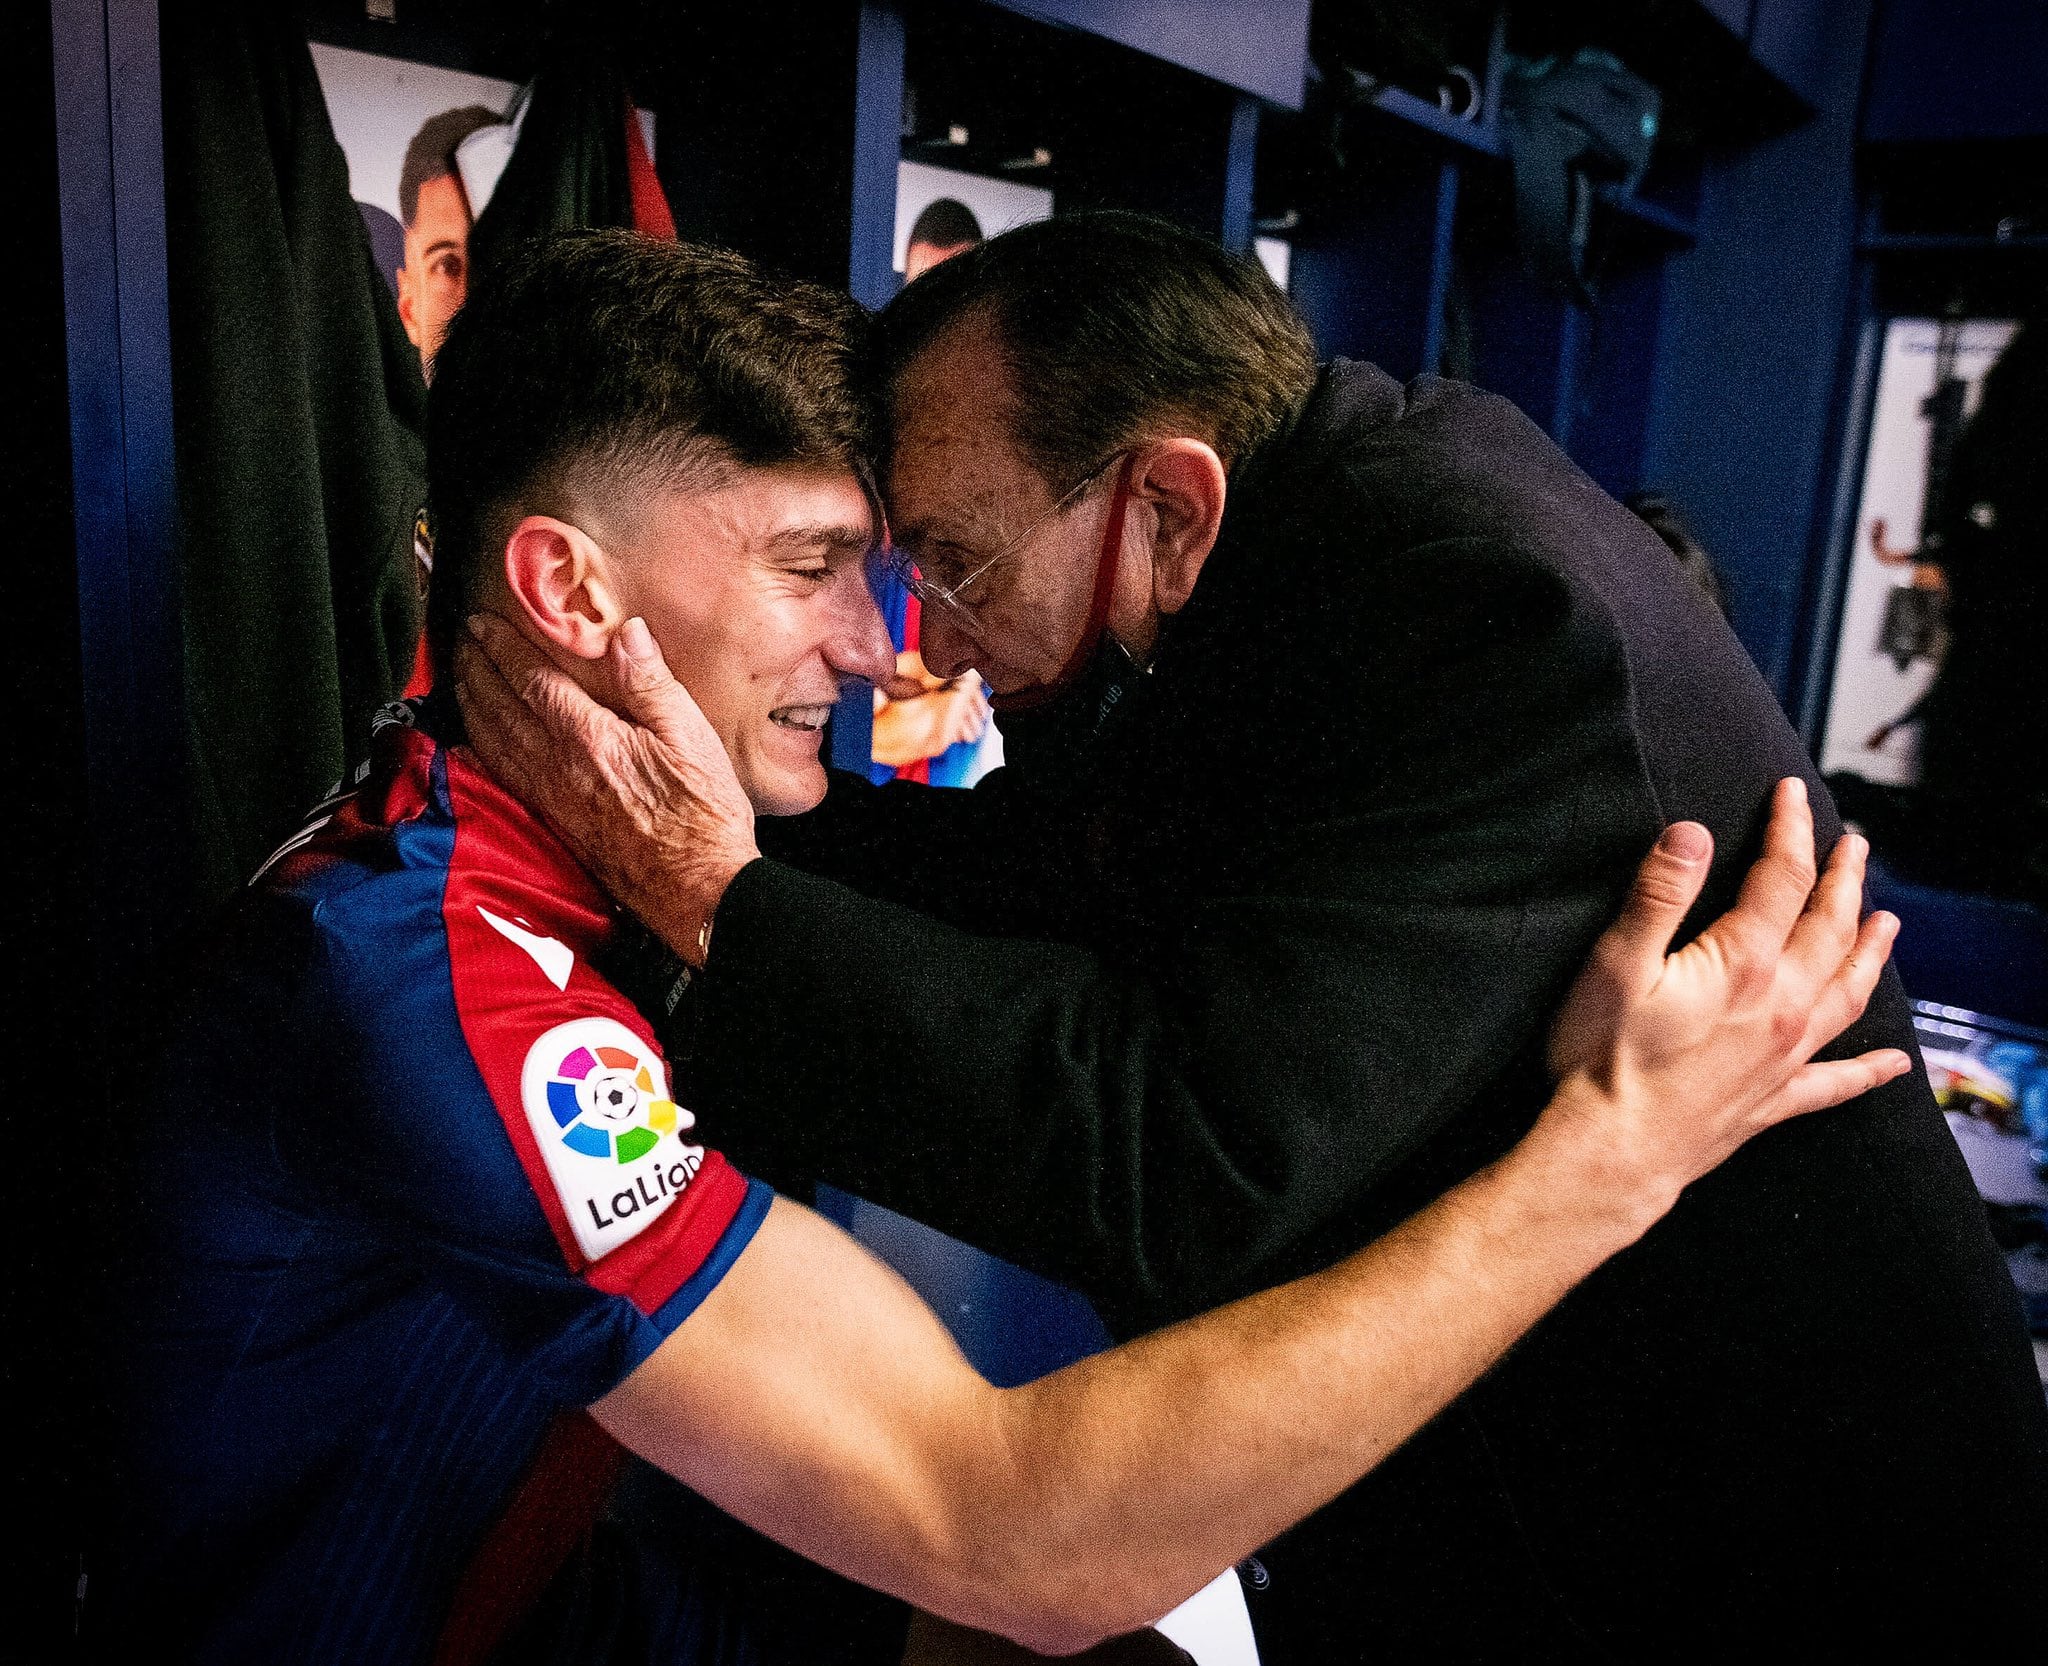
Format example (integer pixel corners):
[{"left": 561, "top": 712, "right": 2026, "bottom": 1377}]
[{"left": 424, "top": 229, "right": 873, "bottom": 684}]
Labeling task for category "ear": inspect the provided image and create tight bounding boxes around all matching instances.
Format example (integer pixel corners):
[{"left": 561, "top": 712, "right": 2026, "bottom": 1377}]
[
  {"left": 395, "top": 264, "right": 422, "bottom": 349},
  {"left": 1132, "top": 439, "right": 1227, "bottom": 616},
  {"left": 501, "top": 515, "right": 626, "bottom": 661}
]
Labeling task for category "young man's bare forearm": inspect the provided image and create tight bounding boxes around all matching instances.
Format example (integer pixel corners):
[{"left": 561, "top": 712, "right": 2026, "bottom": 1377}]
[
  {"left": 923, "top": 1095, "right": 1659, "bottom": 1651},
  {"left": 595, "top": 1102, "right": 1656, "bottom": 1656}
]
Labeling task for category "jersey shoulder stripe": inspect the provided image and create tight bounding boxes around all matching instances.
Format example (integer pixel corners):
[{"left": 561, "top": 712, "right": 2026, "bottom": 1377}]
[{"left": 438, "top": 746, "right": 749, "bottom": 1311}]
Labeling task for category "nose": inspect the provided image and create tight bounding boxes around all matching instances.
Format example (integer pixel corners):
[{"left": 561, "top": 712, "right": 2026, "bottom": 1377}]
[
  {"left": 827, "top": 565, "right": 898, "bottom": 689},
  {"left": 918, "top": 605, "right": 977, "bottom": 682}
]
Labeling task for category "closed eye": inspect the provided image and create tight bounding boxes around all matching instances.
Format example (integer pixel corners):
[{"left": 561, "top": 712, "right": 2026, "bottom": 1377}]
[
  {"left": 916, "top": 545, "right": 972, "bottom": 589},
  {"left": 766, "top": 521, "right": 876, "bottom": 583}
]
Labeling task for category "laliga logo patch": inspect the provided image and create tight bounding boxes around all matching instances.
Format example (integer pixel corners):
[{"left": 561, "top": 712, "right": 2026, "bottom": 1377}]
[{"left": 521, "top": 1016, "right": 705, "bottom": 1261}]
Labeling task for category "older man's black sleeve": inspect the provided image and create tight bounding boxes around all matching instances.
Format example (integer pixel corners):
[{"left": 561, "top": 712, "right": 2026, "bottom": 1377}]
[{"left": 689, "top": 532, "right": 1662, "bottom": 1333}]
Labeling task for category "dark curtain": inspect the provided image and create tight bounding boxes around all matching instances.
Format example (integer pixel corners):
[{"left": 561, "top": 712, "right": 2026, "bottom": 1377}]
[
  {"left": 161, "top": 0, "right": 428, "bottom": 901},
  {"left": 468, "top": 56, "right": 642, "bottom": 274}
]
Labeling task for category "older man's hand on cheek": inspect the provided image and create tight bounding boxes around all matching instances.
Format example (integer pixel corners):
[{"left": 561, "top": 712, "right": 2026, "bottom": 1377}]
[{"left": 456, "top": 612, "right": 760, "bottom": 966}]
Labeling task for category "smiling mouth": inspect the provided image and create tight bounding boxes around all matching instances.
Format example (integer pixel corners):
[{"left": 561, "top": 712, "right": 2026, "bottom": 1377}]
[{"left": 769, "top": 704, "right": 834, "bottom": 733}]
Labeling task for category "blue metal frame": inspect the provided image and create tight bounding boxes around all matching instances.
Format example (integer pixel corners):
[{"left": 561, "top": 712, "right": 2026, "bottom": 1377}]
[
  {"left": 848, "top": 0, "right": 906, "bottom": 313},
  {"left": 982, "top": 0, "right": 1309, "bottom": 109},
  {"left": 1220, "top": 93, "right": 1258, "bottom": 253},
  {"left": 1419, "top": 161, "right": 1461, "bottom": 376},
  {"left": 830, "top": 0, "right": 908, "bottom": 774},
  {"left": 1792, "top": 295, "right": 1883, "bottom": 753},
  {"left": 1550, "top": 301, "right": 1587, "bottom": 450},
  {"left": 51, "top": 0, "right": 185, "bottom": 967}
]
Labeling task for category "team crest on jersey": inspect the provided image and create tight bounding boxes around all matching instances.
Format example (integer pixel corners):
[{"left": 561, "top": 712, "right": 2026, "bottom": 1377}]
[{"left": 520, "top": 1016, "right": 705, "bottom": 1261}]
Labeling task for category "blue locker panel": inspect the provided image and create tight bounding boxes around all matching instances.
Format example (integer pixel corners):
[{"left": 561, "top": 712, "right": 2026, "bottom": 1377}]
[
  {"left": 1288, "top": 154, "right": 1452, "bottom": 381},
  {"left": 1566, "top": 256, "right": 1666, "bottom": 499},
  {"left": 1454, "top": 171, "right": 1570, "bottom": 438},
  {"left": 983, "top": 0, "right": 1310, "bottom": 108},
  {"left": 1695, "top": 0, "right": 1753, "bottom": 38},
  {"left": 1466, "top": 279, "right": 1569, "bottom": 438},
  {"left": 51, "top": 0, "right": 188, "bottom": 968},
  {"left": 1643, "top": 0, "right": 1873, "bottom": 701},
  {"left": 902, "top": 2, "right": 1253, "bottom": 245},
  {"left": 1748, "top": 0, "right": 1833, "bottom": 110},
  {"left": 848, "top": 0, "right": 906, "bottom": 311}
]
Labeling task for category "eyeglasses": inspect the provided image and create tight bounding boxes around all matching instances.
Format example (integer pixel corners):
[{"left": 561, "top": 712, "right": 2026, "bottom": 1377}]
[{"left": 881, "top": 452, "right": 1125, "bottom": 627}]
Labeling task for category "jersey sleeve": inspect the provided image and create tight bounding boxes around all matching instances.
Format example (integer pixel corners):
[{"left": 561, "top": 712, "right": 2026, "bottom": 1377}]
[{"left": 300, "top": 797, "right": 769, "bottom": 1407}]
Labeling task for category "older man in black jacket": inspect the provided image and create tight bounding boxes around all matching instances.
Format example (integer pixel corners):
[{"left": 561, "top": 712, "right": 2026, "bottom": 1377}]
[{"left": 460, "top": 213, "right": 2048, "bottom": 1659}]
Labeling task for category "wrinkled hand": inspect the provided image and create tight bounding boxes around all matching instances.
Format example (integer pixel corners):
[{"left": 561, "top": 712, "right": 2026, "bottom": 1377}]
[
  {"left": 455, "top": 613, "right": 759, "bottom": 965},
  {"left": 1535, "top": 779, "right": 1909, "bottom": 1227}
]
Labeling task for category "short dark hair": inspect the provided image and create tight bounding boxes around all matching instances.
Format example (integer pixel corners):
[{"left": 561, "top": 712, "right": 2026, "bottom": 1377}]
[
  {"left": 425, "top": 229, "right": 872, "bottom": 682},
  {"left": 872, "top": 210, "right": 1317, "bottom": 489},
  {"left": 397, "top": 105, "right": 503, "bottom": 227},
  {"left": 907, "top": 197, "right": 983, "bottom": 251}
]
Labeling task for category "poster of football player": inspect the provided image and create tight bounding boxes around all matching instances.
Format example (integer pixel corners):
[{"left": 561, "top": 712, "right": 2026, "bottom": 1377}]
[
  {"left": 892, "top": 157, "right": 1051, "bottom": 281},
  {"left": 1818, "top": 315, "right": 2018, "bottom": 787},
  {"left": 309, "top": 43, "right": 659, "bottom": 702},
  {"left": 309, "top": 43, "right": 520, "bottom": 380}
]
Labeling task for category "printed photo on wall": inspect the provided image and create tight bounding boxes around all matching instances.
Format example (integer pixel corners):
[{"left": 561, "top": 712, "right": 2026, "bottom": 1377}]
[
  {"left": 893, "top": 158, "right": 1052, "bottom": 282},
  {"left": 309, "top": 42, "right": 664, "bottom": 706},
  {"left": 310, "top": 43, "right": 657, "bottom": 384},
  {"left": 870, "top": 162, "right": 1055, "bottom": 788},
  {"left": 1819, "top": 315, "right": 2019, "bottom": 789},
  {"left": 1254, "top": 234, "right": 1292, "bottom": 291},
  {"left": 1818, "top": 314, "right": 2048, "bottom": 906},
  {"left": 309, "top": 44, "right": 519, "bottom": 380}
]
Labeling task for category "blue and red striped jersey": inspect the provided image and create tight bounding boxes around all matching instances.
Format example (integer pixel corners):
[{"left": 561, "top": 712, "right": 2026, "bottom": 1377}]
[{"left": 116, "top": 704, "right": 771, "bottom": 1665}]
